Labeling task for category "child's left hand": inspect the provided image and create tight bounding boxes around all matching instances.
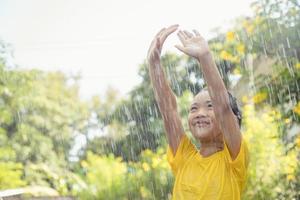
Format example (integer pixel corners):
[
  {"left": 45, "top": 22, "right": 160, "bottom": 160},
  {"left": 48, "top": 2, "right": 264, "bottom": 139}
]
[{"left": 175, "top": 29, "right": 210, "bottom": 60}]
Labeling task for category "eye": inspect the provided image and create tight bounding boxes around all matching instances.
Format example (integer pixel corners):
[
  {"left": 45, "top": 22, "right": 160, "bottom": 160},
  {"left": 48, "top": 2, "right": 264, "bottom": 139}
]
[
  {"left": 190, "top": 107, "right": 197, "bottom": 111},
  {"left": 207, "top": 103, "right": 213, "bottom": 108}
]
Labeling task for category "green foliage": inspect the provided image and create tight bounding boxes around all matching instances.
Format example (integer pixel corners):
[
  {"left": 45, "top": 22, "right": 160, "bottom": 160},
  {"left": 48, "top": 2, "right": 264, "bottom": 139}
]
[
  {"left": 1, "top": 0, "right": 300, "bottom": 199},
  {"left": 24, "top": 163, "right": 86, "bottom": 196},
  {"left": 0, "top": 40, "right": 89, "bottom": 195},
  {"left": 209, "top": 0, "right": 300, "bottom": 126},
  {"left": 241, "top": 103, "right": 299, "bottom": 199},
  {"left": 0, "top": 162, "right": 26, "bottom": 189},
  {"left": 79, "top": 152, "right": 127, "bottom": 199},
  {"left": 78, "top": 148, "right": 173, "bottom": 200}
]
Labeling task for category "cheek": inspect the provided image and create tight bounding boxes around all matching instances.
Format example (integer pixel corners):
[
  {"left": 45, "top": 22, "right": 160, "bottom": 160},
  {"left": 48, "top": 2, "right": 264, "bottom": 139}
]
[
  {"left": 188, "top": 114, "right": 193, "bottom": 127},
  {"left": 208, "top": 112, "right": 219, "bottom": 128},
  {"left": 208, "top": 110, "right": 216, "bottom": 121}
]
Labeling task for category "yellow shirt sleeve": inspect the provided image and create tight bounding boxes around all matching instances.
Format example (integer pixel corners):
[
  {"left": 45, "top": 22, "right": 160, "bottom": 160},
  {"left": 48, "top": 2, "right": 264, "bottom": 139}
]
[
  {"left": 166, "top": 134, "right": 197, "bottom": 175},
  {"left": 224, "top": 138, "right": 250, "bottom": 191}
]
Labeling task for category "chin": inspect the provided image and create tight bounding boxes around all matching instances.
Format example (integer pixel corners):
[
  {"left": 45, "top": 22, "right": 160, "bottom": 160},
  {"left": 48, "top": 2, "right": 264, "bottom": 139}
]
[{"left": 192, "top": 126, "right": 213, "bottom": 140}]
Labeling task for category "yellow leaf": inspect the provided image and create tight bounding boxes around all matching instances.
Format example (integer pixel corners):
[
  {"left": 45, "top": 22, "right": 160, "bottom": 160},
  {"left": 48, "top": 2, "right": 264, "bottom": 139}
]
[
  {"left": 287, "top": 174, "right": 295, "bottom": 181},
  {"left": 220, "top": 50, "right": 233, "bottom": 61},
  {"left": 293, "top": 102, "right": 300, "bottom": 115},
  {"left": 242, "top": 20, "right": 255, "bottom": 34},
  {"left": 246, "top": 25, "right": 254, "bottom": 34},
  {"left": 242, "top": 95, "right": 248, "bottom": 104},
  {"left": 296, "top": 135, "right": 300, "bottom": 148},
  {"left": 242, "top": 20, "right": 249, "bottom": 28},
  {"left": 252, "top": 92, "right": 267, "bottom": 104},
  {"left": 231, "top": 56, "right": 240, "bottom": 63},
  {"left": 140, "top": 186, "right": 150, "bottom": 198},
  {"left": 233, "top": 68, "right": 241, "bottom": 75},
  {"left": 143, "top": 149, "right": 152, "bottom": 156},
  {"left": 254, "top": 16, "right": 263, "bottom": 25},
  {"left": 226, "top": 31, "right": 235, "bottom": 42},
  {"left": 142, "top": 162, "right": 150, "bottom": 172},
  {"left": 151, "top": 157, "right": 161, "bottom": 168},
  {"left": 236, "top": 43, "right": 245, "bottom": 54},
  {"left": 81, "top": 161, "right": 88, "bottom": 168},
  {"left": 284, "top": 118, "right": 291, "bottom": 124}
]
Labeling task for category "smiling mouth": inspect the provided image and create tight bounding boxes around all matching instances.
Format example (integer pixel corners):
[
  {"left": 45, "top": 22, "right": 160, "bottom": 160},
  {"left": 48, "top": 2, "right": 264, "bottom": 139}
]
[{"left": 194, "top": 121, "right": 210, "bottom": 128}]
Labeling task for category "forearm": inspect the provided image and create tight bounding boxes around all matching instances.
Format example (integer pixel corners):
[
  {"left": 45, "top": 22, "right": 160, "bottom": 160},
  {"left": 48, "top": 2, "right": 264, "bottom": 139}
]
[
  {"left": 148, "top": 61, "right": 183, "bottom": 154},
  {"left": 196, "top": 52, "right": 231, "bottom": 111},
  {"left": 148, "top": 61, "right": 177, "bottom": 111}
]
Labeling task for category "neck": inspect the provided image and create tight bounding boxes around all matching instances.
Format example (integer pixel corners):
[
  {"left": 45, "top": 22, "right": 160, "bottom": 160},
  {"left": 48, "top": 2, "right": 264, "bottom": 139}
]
[{"left": 198, "top": 137, "right": 224, "bottom": 157}]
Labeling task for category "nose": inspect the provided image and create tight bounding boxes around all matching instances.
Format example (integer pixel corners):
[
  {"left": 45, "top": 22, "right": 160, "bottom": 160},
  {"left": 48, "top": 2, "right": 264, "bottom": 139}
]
[{"left": 195, "top": 108, "right": 207, "bottom": 118}]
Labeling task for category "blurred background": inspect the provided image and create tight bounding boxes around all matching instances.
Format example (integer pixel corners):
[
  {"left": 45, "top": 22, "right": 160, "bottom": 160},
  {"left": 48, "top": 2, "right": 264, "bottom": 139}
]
[{"left": 0, "top": 0, "right": 299, "bottom": 199}]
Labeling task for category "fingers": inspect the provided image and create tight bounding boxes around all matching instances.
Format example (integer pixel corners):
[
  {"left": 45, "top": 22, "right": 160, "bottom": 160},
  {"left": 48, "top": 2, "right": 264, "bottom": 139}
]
[
  {"left": 174, "top": 45, "right": 188, "bottom": 55},
  {"left": 178, "top": 30, "right": 188, "bottom": 39},
  {"left": 160, "top": 24, "right": 179, "bottom": 46},
  {"left": 177, "top": 31, "right": 186, "bottom": 45},
  {"left": 192, "top": 29, "right": 204, "bottom": 39},
  {"left": 149, "top": 26, "right": 203, "bottom": 60},
  {"left": 156, "top": 27, "right": 166, "bottom": 38},
  {"left": 149, "top": 28, "right": 166, "bottom": 48},
  {"left": 148, "top": 28, "right": 166, "bottom": 57},
  {"left": 183, "top": 30, "right": 193, "bottom": 38},
  {"left": 177, "top": 30, "right": 196, "bottom": 45},
  {"left": 192, "top": 29, "right": 200, "bottom": 36},
  {"left": 152, "top": 24, "right": 178, "bottom": 54},
  {"left": 147, "top": 25, "right": 178, "bottom": 61},
  {"left": 149, "top": 28, "right": 165, "bottom": 50}
]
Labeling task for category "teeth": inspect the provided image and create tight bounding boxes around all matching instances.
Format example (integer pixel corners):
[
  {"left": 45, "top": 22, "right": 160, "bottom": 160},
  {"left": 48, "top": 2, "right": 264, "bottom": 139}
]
[
  {"left": 196, "top": 121, "right": 209, "bottom": 124},
  {"left": 195, "top": 121, "right": 209, "bottom": 127}
]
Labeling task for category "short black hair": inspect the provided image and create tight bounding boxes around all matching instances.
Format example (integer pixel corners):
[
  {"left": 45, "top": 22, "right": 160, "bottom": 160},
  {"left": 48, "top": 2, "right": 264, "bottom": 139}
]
[{"left": 227, "top": 91, "right": 242, "bottom": 127}]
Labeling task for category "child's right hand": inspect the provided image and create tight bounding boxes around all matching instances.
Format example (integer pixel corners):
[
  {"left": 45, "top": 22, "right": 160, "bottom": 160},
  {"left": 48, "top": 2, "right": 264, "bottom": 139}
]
[{"left": 147, "top": 25, "right": 179, "bottom": 65}]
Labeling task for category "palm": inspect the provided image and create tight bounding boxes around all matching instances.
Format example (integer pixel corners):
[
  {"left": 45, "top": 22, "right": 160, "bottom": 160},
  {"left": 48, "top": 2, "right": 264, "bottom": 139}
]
[{"left": 175, "top": 30, "right": 210, "bottom": 59}]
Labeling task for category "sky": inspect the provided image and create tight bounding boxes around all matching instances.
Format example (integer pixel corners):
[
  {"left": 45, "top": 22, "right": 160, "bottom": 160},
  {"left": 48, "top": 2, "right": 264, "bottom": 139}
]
[{"left": 0, "top": 0, "right": 254, "bottom": 100}]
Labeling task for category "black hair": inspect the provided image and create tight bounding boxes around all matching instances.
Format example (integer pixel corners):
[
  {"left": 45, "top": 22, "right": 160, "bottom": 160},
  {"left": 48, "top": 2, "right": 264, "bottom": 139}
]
[{"left": 227, "top": 91, "right": 242, "bottom": 128}]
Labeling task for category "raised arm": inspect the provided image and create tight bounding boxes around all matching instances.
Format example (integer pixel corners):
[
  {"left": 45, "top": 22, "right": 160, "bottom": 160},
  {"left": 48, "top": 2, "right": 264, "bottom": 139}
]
[
  {"left": 147, "top": 25, "right": 184, "bottom": 155},
  {"left": 175, "top": 30, "right": 241, "bottom": 159}
]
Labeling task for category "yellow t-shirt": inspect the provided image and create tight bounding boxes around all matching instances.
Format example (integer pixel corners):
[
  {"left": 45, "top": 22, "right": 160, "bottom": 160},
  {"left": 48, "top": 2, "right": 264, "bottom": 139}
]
[{"left": 167, "top": 134, "right": 249, "bottom": 200}]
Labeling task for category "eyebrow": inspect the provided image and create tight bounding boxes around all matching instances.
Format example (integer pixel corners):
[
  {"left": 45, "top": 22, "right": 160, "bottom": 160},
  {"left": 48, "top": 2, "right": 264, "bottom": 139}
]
[
  {"left": 191, "top": 103, "right": 198, "bottom": 107},
  {"left": 191, "top": 100, "right": 212, "bottom": 107}
]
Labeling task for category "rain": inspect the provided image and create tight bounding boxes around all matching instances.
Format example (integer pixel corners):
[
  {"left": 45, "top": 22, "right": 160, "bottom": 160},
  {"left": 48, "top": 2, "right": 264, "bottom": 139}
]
[{"left": 0, "top": 0, "right": 300, "bottom": 199}]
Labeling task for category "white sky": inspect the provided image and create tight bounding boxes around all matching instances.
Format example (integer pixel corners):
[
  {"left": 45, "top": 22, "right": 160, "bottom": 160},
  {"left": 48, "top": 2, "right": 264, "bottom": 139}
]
[{"left": 0, "top": 0, "right": 254, "bottom": 99}]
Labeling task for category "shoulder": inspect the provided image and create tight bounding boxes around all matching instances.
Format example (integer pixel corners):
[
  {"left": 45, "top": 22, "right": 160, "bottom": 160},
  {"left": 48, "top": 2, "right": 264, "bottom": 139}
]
[
  {"left": 224, "top": 136, "right": 249, "bottom": 170},
  {"left": 167, "top": 134, "right": 198, "bottom": 175}
]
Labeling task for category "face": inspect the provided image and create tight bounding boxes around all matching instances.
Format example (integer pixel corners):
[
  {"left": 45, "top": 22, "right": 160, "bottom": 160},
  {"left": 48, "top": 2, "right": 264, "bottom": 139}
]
[{"left": 188, "top": 90, "right": 222, "bottom": 142}]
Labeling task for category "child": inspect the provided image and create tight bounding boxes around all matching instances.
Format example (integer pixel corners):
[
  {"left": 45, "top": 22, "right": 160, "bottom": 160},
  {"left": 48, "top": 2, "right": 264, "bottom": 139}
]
[{"left": 147, "top": 25, "right": 249, "bottom": 200}]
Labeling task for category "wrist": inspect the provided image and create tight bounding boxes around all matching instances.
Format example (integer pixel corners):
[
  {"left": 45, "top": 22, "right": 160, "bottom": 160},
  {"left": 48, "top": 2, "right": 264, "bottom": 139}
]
[{"left": 196, "top": 51, "right": 212, "bottom": 63}]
